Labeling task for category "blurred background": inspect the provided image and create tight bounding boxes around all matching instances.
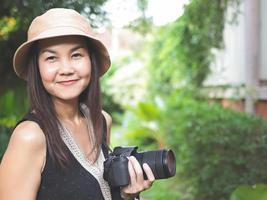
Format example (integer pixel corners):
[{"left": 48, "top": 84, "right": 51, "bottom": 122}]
[{"left": 1, "top": 0, "right": 267, "bottom": 199}]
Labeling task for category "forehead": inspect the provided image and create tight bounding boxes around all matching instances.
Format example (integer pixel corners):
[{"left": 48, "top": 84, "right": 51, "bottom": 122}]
[{"left": 37, "top": 35, "right": 87, "bottom": 51}]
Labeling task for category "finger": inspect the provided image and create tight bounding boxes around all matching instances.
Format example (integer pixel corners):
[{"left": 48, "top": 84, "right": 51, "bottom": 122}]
[
  {"left": 129, "top": 156, "right": 144, "bottom": 184},
  {"left": 142, "top": 163, "right": 155, "bottom": 190},
  {"left": 127, "top": 156, "right": 137, "bottom": 186},
  {"left": 143, "top": 163, "right": 155, "bottom": 182}
]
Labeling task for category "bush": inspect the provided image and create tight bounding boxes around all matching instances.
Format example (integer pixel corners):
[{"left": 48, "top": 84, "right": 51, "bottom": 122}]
[
  {"left": 121, "top": 90, "right": 267, "bottom": 200},
  {"left": 0, "top": 126, "right": 11, "bottom": 160},
  {"left": 161, "top": 92, "right": 267, "bottom": 200},
  {"left": 0, "top": 89, "right": 28, "bottom": 160},
  {"left": 230, "top": 184, "right": 267, "bottom": 200},
  {"left": 142, "top": 178, "right": 182, "bottom": 200}
]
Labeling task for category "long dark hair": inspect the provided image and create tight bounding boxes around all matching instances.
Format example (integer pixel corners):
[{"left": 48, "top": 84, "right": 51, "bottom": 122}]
[{"left": 26, "top": 40, "right": 104, "bottom": 168}]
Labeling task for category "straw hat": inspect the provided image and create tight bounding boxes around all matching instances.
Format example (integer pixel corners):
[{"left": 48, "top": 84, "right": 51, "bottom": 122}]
[{"left": 13, "top": 8, "right": 110, "bottom": 80}]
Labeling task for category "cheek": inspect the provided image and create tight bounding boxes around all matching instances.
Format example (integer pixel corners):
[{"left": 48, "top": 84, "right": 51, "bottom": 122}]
[
  {"left": 39, "top": 63, "right": 57, "bottom": 82},
  {"left": 82, "top": 68, "right": 91, "bottom": 88},
  {"left": 84, "top": 66, "right": 91, "bottom": 81},
  {"left": 79, "top": 59, "right": 92, "bottom": 82}
]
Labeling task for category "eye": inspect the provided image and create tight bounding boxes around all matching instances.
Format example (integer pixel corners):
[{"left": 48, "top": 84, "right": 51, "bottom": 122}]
[
  {"left": 45, "top": 56, "right": 57, "bottom": 62},
  {"left": 72, "top": 53, "right": 82, "bottom": 59}
]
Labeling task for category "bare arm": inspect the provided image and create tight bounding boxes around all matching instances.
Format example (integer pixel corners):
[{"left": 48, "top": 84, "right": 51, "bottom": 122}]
[{"left": 0, "top": 121, "right": 46, "bottom": 200}]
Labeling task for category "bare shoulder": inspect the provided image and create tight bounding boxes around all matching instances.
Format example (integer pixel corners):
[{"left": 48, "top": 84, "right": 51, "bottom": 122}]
[
  {"left": 101, "top": 110, "right": 112, "bottom": 127},
  {"left": 10, "top": 120, "right": 46, "bottom": 149},
  {"left": 0, "top": 121, "right": 46, "bottom": 199},
  {"left": 1, "top": 120, "right": 46, "bottom": 169}
]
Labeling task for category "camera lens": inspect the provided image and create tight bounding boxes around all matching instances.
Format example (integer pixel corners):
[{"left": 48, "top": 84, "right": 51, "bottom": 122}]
[
  {"left": 135, "top": 149, "right": 176, "bottom": 179},
  {"left": 163, "top": 150, "right": 176, "bottom": 178}
]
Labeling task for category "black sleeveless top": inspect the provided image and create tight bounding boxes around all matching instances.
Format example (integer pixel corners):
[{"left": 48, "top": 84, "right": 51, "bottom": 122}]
[{"left": 18, "top": 112, "right": 122, "bottom": 200}]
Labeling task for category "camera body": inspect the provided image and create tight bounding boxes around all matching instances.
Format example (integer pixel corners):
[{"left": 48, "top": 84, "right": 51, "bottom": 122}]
[{"left": 103, "top": 146, "right": 176, "bottom": 187}]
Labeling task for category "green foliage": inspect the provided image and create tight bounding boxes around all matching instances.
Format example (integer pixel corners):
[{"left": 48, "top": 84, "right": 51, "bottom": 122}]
[
  {"left": 0, "top": 89, "right": 28, "bottom": 160},
  {"left": 0, "top": 126, "right": 11, "bottom": 160},
  {"left": 0, "top": 117, "right": 18, "bottom": 129},
  {"left": 126, "top": 0, "right": 153, "bottom": 35},
  {"left": 0, "top": 17, "right": 17, "bottom": 40},
  {"left": 115, "top": 0, "right": 262, "bottom": 199},
  {"left": 101, "top": 59, "right": 127, "bottom": 124},
  {"left": 147, "top": 0, "right": 241, "bottom": 96},
  {"left": 120, "top": 89, "right": 267, "bottom": 200},
  {"left": 0, "top": 89, "right": 29, "bottom": 119},
  {"left": 230, "top": 184, "right": 267, "bottom": 200},
  {"left": 142, "top": 178, "right": 182, "bottom": 200},
  {"left": 165, "top": 93, "right": 267, "bottom": 200},
  {"left": 121, "top": 100, "right": 164, "bottom": 150},
  {"left": 147, "top": 23, "right": 183, "bottom": 96}
]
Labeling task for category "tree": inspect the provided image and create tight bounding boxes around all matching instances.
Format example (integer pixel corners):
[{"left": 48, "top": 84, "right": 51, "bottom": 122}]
[{"left": 144, "top": 0, "right": 241, "bottom": 97}]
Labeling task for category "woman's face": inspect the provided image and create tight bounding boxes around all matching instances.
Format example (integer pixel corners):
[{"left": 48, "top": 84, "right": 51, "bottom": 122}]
[{"left": 37, "top": 36, "right": 91, "bottom": 102}]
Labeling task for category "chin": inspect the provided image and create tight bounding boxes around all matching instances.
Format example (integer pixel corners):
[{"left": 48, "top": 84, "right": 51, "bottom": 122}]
[
  {"left": 49, "top": 85, "right": 88, "bottom": 102},
  {"left": 52, "top": 91, "right": 82, "bottom": 102}
]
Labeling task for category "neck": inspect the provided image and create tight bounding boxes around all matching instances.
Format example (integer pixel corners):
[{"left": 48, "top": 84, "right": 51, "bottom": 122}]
[{"left": 53, "top": 98, "right": 82, "bottom": 123}]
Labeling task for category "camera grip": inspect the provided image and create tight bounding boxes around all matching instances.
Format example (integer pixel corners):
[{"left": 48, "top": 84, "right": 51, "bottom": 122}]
[{"left": 104, "top": 156, "right": 130, "bottom": 187}]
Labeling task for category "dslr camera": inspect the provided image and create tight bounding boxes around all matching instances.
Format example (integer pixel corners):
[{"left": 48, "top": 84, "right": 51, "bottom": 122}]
[{"left": 103, "top": 146, "right": 176, "bottom": 187}]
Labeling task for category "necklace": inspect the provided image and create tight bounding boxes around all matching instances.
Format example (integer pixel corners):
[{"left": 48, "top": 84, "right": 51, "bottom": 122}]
[{"left": 59, "top": 103, "right": 112, "bottom": 200}]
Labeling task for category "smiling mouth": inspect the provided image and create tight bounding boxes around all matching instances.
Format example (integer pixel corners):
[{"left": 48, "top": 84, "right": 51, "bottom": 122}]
[{"left": 57, "top": 79, "right": 78, "bottom": 86}]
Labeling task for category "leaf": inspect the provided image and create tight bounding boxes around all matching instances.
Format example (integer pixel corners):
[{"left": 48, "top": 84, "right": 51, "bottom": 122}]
[{"left": 230, "top": 184, "right": 267, "bottom": 200}]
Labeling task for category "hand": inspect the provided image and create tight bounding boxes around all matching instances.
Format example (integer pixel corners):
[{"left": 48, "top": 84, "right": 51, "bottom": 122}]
[{"left": 120, "top": 156, "right": 155, "bottom": 200}]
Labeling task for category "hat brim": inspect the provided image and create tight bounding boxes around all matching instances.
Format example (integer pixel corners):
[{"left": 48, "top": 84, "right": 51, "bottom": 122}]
[{"left": 13, "top": 26, "right": 110, "bottom": 80}]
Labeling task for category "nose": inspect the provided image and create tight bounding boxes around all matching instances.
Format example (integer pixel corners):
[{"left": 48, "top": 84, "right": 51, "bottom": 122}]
[{"left": 58, "top": 59, "right": 74, "bottom": 75}]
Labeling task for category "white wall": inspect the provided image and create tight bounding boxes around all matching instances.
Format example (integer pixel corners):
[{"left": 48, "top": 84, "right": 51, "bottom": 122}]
[
  {"left": 205, "top": 3, "right": 246, "bottom": 86},
  {"left": 206, "top": 0, "right": 267, "bottom": 86},
  {"left": 260, "top": 0, "right": 267, "bottom": 80}
]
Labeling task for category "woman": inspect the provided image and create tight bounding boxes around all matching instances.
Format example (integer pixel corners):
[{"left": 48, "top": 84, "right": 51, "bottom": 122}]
[{"left": 0, "top": 8, "right": 154, "bottom": 200}]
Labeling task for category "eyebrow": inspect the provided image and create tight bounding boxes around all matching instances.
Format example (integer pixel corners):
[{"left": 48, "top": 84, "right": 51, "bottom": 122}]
[
  {"left": 39, "top": 45, "right": 87, "bottom": 55},
  {"left": 70, "top": 45, "right": 87, "bottom": 52}
]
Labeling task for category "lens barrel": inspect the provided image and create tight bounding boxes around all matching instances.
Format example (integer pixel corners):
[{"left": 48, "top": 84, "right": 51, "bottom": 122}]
[{"left": 135, "top": 149, "right": 176, "bottom": 179}]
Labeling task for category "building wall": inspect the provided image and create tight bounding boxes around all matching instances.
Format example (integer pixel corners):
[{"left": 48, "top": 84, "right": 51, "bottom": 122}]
[
  {"left": 260, "top": 0, "right": 267, "bottom": 80},
  {"left": 204, "top": 0, "right": 267, "bottom": 118},
  {"left": 205, "top": 2, "right": 246, "bottom": 86},
  {"left": 206, "top": 0, "right": 267, "bottom": 86},
  {"left": 219, "top": 99, "right": 267, "bottom": 119}
]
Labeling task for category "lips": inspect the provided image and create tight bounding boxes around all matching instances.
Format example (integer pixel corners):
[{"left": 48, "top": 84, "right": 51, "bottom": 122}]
[{"left": 57, "top": 79, "right": 78, "bottom": 86}]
